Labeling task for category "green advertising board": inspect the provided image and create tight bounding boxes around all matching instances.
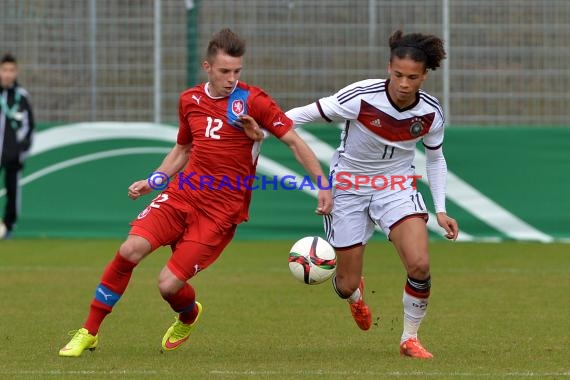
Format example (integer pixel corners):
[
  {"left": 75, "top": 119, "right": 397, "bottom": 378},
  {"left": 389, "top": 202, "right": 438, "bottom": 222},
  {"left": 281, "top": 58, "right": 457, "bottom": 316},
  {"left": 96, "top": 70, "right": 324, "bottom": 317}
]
[{"left": 1, "top": 123, "right": 568, "bottom": 242}]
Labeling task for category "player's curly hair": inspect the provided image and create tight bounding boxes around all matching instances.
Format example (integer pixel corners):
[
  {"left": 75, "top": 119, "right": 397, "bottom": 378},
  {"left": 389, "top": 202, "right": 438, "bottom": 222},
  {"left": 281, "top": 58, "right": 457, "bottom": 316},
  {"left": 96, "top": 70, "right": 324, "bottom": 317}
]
[
  {"left": 207, "top": 28, "right": 246, "bottom": 61},
  {"left": 389, "top": 30, "right": 446, "bottom": 71}
]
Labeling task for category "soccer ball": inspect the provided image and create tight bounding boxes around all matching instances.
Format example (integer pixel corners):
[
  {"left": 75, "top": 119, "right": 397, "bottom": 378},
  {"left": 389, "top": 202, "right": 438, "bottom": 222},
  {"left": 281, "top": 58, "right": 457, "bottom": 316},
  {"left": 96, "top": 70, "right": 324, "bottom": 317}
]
[{"left": 288, "top": 236, "right": 336, "bottom": 285}]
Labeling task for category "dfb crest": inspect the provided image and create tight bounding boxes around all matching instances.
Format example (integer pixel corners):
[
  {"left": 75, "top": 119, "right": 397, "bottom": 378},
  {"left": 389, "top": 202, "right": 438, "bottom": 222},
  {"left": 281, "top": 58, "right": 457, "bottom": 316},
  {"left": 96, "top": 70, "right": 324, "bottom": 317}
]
[{"left": 409, "top": 118, "right": 424, "bottom": 137}]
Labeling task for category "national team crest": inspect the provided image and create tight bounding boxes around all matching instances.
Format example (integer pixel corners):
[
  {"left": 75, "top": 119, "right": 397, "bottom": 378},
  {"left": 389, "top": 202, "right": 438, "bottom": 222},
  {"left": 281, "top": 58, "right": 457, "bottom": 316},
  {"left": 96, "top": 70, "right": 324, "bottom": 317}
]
[
  {"left": 232, "top": 99, "right": 245, "bottom": 116},
  {"left": 409, "top": 118, "right": 424, "bottom": 137},
  {"left": 137, "top": 206, "right": 151, "bottom": 220}
]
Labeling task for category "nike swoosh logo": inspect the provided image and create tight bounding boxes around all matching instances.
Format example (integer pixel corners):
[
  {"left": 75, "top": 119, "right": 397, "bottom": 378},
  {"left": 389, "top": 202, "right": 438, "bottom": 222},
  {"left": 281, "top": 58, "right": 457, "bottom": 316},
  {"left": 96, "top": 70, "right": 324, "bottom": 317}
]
[{"left": 164, "top": 337, "right": 189, "bottom": 349}]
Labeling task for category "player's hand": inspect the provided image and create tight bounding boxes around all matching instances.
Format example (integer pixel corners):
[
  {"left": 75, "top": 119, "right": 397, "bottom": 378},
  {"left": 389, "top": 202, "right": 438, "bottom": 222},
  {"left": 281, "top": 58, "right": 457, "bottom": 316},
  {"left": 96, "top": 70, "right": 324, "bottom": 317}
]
[
  {"left": 236, "top": 114, "right": 264, "bottom": 141},
  {"left": 128, "top": 180, "right": 153, "bottom": 200},
  {"left": 315, "top": 189, "right": 333, "bottom": 215},
  {"left": 436, "top": 212, "right": 459, "bottom": 241}
]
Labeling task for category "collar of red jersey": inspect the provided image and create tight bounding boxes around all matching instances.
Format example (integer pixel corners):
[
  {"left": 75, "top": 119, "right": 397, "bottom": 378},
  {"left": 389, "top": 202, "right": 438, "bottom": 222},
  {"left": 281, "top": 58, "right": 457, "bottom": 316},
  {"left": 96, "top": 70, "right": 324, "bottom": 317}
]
[{"left": 204, "top": 81, "right": 239, "bottom": 99}]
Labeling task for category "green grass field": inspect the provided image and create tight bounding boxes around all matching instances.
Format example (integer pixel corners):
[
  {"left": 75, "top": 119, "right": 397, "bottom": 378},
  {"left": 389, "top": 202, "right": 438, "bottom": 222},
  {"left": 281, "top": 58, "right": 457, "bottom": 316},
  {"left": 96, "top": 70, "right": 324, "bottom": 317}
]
[{"left": 1, "top": 239, "right": 569, "bottom": 379}]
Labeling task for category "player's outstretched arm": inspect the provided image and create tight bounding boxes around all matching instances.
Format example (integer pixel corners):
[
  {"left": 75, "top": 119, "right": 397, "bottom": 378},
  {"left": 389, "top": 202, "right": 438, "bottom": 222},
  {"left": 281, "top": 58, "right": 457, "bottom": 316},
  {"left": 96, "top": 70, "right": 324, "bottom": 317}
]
[
  {"left": 285, "top": 103, "right": 322, "bottom": 129},
  {"left": 279, "top": 129, "right": 332, "bottom": 215},
  {"left": 248, "top": 102, "right": 323, "bottom": 142},
  {"left": 127, "top": 143, "right": 191, "bottom": 200},
  {"left": 425, "top": 146, "right": 459, "bottom": 240}
]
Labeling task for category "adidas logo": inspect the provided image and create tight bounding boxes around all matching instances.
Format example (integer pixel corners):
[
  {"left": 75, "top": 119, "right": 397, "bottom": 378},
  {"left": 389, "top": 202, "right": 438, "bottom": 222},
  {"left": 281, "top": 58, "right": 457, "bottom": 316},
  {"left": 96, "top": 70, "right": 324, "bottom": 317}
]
[{"left": 371, "top": 119, "right": 381, "bottom": 127}]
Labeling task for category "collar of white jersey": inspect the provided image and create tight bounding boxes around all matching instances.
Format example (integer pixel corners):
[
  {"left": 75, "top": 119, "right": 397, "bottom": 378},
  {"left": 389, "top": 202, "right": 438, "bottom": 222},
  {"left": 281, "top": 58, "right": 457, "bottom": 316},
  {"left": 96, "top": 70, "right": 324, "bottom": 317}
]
[{"left": 204, "top": 81, "right": 239, "bottom": 99}]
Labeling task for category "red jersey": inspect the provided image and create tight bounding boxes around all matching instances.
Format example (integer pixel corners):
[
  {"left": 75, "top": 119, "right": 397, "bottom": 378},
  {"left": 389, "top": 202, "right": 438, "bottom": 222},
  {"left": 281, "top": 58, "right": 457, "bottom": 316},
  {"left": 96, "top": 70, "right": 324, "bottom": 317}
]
[{"left": 166, "top": 81, "right": 293, "bottom": 225}]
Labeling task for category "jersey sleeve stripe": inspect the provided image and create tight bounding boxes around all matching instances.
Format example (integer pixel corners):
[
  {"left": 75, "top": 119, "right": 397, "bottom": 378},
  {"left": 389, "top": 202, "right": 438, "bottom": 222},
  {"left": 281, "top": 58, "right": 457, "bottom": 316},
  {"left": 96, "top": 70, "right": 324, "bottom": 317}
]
[
  {"left": 316, "top": 100, "right": 333, "bottom": 122},
  {"left": 339, "top": 87, "right": 386, "bottom": 105},
  {"left": 423, "top": 142, "right": 443, "bottom": 150},
  {"left": 338, "top": 83, "right": 384, "bottom": 102},
  {"left": 336, "top": 80, "right": 385, "bottom": 102},
  {"left": 338, "top": 83, "right": 385, "bottom": 104},
  {"left": 419, "top": 93, "right": 445, "bottom": 122},
  {"left": 419, "top": 90, "right": 439, "bottom": 104}
]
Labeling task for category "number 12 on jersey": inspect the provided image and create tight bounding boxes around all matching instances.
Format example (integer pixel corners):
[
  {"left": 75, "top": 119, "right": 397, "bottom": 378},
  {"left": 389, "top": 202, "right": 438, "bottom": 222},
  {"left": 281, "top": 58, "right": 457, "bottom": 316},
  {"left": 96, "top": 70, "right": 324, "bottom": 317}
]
[{"left": 205, "top": 116, "right": 222, "bottom": 139}]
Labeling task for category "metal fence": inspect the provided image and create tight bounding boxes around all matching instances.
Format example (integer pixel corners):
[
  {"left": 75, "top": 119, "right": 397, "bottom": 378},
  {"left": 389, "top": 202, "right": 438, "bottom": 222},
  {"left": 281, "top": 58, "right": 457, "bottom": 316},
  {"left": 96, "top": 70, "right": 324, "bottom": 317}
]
[
  {"left": 0, "top": 0, "right": 186, "bottom": 123},
  {"left": 1, "top": 0, "right": 569, "bottom": 126}
]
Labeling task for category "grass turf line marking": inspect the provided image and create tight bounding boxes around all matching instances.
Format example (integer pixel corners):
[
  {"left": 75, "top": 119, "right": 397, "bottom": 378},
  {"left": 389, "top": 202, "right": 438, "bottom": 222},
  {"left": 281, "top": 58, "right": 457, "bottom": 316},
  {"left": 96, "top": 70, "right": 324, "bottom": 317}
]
[
  {"left": 210, "top": 370, "right": 570, "bottom": 377},
  {"left": 1, "top": 370, "right": 158, "bottom": 376},
  {"left": 4, "top": 370, "right": 569, "bottom": 377}
]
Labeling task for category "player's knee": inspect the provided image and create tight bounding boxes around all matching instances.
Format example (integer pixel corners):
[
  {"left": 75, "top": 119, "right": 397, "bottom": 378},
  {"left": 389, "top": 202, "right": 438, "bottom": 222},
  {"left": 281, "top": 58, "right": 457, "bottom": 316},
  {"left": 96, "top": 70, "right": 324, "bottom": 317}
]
[
  {"left": 158, "top": 281, "right": 177, "bottom": 298},
  {"left": 406, "top": 256, "right": 430, "bottom": 279},
  {"left": 119, "top": 237, "right": 151, "bottom": 263},
  {"left": 157, "top": 271, "right": 184, "bottom": 298}
]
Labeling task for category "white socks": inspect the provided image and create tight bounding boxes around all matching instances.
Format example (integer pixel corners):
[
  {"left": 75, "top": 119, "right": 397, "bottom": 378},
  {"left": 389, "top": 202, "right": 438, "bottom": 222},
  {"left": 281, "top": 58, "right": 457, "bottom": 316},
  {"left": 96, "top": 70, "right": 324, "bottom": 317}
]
[
  {"left": 401, "top": 290, "right": 428, "bottom": 343},
  {"left": 347, "top": 287, "right": 361, "bottom": 304},
  {"left": 332, "top": 275, "right": 361, "bottom": 303}
]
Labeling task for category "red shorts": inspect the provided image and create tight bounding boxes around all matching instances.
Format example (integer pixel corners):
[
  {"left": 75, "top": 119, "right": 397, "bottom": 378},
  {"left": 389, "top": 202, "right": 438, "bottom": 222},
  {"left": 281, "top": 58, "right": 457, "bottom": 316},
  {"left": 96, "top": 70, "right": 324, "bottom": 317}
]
[{"left": 129, "top": 193, "right": 237, "bottom": 282}]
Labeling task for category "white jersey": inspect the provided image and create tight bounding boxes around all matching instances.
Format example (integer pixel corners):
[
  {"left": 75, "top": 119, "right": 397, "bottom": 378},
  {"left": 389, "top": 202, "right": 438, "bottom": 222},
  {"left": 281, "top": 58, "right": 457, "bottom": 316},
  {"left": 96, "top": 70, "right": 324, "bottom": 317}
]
[{"left": 316, "top": 79, "right": 445, "bottom": 195}]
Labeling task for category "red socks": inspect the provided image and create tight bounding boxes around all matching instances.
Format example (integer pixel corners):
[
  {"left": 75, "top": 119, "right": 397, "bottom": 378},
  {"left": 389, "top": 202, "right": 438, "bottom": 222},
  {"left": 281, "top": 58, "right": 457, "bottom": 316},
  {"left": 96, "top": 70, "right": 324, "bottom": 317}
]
[
  {"left": 163, "top": 283, "right": 199, "bottom": 324},
  {"left": 83, "top": 252, "right": 137, "bottom": 335},
  {"left": 82, "top": 252, "right": 199, "bottom": 334}
]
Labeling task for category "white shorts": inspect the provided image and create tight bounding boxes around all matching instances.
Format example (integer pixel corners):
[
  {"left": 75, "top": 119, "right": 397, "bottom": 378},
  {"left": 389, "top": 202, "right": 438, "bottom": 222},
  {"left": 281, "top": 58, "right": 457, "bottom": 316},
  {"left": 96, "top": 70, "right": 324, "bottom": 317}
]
[{"left": 323, "top": 187, "right": 428, "bottom": 248}]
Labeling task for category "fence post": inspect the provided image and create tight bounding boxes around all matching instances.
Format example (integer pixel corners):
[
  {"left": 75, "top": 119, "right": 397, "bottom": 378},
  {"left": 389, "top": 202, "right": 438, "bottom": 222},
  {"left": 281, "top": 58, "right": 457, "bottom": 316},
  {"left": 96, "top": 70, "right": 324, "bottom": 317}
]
[
  {"left": 154, "top": 0, "right": 162, "bottom": 124},
  {"left": 186, "top": 0, "right": 200, "bottom": 88},
  {"left": 442, "top": 0, "right": 450, "bottom": 124},
  {"left": 89, "top": 0, "right": 97, "bottom": 121},
  {"left": 368, "top": 0, "right": 377, "bottom": 67}
]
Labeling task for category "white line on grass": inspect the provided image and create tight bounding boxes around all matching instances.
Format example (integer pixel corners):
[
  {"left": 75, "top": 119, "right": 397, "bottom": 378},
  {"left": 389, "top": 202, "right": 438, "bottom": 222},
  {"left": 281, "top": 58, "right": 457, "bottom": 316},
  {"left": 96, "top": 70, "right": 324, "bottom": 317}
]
[
  {"left": 210, "top": 370, "right": 570, "bottom": 377},
  {"left": 5, "top": 370, "right": 569, "bottom": 377},
  {"left": 1, "top": 370, "right": 158, "bottom": 376}
]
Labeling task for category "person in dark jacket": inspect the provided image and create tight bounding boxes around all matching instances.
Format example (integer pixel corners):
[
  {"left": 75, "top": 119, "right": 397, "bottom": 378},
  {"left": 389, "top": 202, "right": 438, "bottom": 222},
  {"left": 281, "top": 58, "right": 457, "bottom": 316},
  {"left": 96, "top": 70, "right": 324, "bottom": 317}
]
[{"left": 0, "top": 53, "right": 34, "bottom": 239}]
